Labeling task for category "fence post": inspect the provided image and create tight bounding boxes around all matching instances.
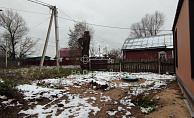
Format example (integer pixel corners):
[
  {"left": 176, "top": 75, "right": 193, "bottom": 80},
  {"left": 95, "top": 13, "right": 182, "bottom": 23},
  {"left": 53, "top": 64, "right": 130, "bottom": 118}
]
[
  {"left": 158, "top": 59, "right": 161, "bottom": 74},
  {"left": 119, "top": 59, "right": 121, "bottom": 72}
]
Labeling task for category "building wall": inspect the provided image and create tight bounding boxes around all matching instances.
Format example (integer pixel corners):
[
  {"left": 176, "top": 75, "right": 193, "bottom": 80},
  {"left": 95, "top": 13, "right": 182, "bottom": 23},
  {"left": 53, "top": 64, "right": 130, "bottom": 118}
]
[
  {"left": 123, "top": 49, "right": 173, "bottom": 59},
  {"left": 174, "top": 0, "right": 194, "bottom": 95}
]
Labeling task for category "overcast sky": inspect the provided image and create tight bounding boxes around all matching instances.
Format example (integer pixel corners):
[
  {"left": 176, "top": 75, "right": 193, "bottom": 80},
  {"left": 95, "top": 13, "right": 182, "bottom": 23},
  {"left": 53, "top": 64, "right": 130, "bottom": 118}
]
[{"left": 0, "top": 0, "right": 179, "bottom": 58}]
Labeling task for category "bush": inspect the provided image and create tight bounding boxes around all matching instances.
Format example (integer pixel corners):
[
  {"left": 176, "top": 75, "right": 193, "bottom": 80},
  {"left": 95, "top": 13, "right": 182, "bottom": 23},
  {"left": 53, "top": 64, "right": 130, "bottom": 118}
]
[{"left": 0, "top": 78, "right": 20, "bottom": 99}]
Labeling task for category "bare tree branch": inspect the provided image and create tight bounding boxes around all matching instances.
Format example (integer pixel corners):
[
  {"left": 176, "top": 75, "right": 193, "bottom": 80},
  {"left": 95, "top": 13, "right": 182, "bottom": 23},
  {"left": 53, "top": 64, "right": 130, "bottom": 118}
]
[
  {"left": 129, "top": 11, "right": 165, "bottom": 38},
  {"left": 68, "top": 21, "right": 95, "bottom": 57},
  {"left": 0, "top": 10, "right": 37, "bottom": 60}
]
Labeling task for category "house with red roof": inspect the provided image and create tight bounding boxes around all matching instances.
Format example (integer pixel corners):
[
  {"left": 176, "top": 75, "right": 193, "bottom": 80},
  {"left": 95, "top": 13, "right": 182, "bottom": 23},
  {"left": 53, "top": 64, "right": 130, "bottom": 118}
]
[
  {"left": 58, "top": 48, "right": 81, "bottom": 65},
  {"left": 121, "top": 33, "right": 174, "bottom": 60}
]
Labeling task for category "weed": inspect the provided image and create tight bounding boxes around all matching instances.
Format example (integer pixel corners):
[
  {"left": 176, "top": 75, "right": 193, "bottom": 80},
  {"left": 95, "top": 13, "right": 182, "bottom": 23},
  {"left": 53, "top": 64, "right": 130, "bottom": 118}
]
[
  {"left": 132, "top": 93, "right": 157, "bottom": 114},
  {"left": 0, "top": 78, "right": 23, "bottom": 100},
  {"left": 169, "top": 79, "right": 177, "bottom": 84}
]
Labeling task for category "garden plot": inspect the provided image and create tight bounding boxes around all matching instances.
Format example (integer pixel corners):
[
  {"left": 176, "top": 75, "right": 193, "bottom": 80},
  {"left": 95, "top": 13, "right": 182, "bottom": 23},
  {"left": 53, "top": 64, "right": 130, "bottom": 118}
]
[{"left": 1, "top": 71, "right": 176, "bottom": 117}]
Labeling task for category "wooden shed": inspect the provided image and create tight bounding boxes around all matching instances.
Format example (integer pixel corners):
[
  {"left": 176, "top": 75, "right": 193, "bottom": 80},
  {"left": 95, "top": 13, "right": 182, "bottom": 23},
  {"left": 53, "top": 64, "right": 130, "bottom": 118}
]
[{"left": 121, "top": 34, "right": 174, "bottom": 60}]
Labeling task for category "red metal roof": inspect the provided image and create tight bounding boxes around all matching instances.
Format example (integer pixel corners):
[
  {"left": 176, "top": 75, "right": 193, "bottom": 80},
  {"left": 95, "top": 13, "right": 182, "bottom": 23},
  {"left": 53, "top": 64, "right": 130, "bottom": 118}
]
[
  {"left": 59, "top": 48, "right": 81, "bottom": 58},
  {"left": 60, "top": 48, "right": 71, "bottom": 57}
]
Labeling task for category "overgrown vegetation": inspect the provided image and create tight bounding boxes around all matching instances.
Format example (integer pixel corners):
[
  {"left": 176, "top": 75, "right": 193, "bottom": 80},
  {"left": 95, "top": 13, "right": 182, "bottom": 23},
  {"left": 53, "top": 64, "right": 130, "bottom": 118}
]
[
  {"left": 169, "top": 79, "right": 177, "bottom": 84},
  {"left": 0, "top": 67, "right": 78, "bottom": 84},
  {"left": 132, "top": 93, "right": 157, "bottom": 114},
  {"left": 0, "top": 66, "right": 84, "bottom": 98},
  {"left": 0, "top": 78, "right": 23, "bottom": 101}
]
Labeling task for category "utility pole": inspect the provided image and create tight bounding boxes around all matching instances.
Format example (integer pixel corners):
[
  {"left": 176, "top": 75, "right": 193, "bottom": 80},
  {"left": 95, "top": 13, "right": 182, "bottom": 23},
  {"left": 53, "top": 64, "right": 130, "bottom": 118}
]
[
  {"left": 54, "top": 7, "right": 60, "bottom": 73},
  {"left": 28, "top": 0, "right": 60, "bottom": 73},
  {"left": 39, "top": 6, "right": 60, "bottom": 73},
  {"left": 39, "top": 8, "right": 54, "bottom": 72}
]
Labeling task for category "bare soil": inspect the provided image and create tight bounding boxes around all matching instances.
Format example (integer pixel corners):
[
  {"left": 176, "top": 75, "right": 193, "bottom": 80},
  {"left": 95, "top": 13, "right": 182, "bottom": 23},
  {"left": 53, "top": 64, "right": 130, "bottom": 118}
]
[
  {"left": 0, "top": 79, "right": 192, "bottom": 118},
  {"left": 145, "top": 82, "right": 191, "bottom": 118}
]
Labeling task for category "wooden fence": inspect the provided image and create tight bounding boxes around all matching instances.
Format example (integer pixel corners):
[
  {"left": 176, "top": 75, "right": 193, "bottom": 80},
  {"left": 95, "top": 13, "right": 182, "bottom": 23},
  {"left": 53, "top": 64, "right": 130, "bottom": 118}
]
[{"left": 90, "top": 58, "right": 174, "bottom": 74}]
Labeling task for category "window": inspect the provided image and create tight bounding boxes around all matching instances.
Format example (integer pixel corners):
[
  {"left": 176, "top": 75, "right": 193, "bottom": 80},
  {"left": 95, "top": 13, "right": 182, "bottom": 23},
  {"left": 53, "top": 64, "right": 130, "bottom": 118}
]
[{"left": 158, "top": 51, "right": 166, "bottom": 59}]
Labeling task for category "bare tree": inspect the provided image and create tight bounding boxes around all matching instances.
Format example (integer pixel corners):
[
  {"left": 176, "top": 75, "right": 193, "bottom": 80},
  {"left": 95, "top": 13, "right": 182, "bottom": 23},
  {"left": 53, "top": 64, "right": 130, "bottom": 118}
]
[
  {"left": 89, "top": 41, "right": 99, "bottom": 57},
  {"left": 130, "top": 11, "right": 165, "bottom": 38},
  {"left": 108, "top": 48, "right": 122, "bottom": 59},
  {"left": 0, "top": 10, "right": 37, "bottom": 60},
  {"left": 68, "top": 21, "right": 94, "bottom": 48},
  {"left": 18, "top": 37, "right": 38, "bottom": 59},
  {"left": 68, "top": 21, "right": 94, "bottom": 56}
]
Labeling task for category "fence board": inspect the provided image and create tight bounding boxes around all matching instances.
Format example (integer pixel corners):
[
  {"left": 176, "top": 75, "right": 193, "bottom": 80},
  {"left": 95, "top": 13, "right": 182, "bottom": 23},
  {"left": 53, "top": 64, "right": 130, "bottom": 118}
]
[{"left": 90, "top": 58, "right": 174, "bottom": 74}]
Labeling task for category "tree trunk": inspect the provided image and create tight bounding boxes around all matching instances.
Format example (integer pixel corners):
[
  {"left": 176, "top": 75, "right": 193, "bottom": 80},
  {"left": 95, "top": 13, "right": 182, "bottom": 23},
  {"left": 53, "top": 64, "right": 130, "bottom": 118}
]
[{"left": 11, "top": 37, "right": 16, "bottom": 60}]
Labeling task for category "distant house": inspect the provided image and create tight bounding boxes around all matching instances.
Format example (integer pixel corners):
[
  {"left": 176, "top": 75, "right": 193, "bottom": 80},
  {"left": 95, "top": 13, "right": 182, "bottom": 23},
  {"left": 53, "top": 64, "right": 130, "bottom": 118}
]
[
  {"left": 172, "top": 0, "right": 194, "bottom": 112},
  {"left": 121, "top": 34, "right": 174, "bottom": 60},
  {"left": 59, "top": 48, "right": 81, "bottom": 61},
  {"left": 27, "top": 56, "right": 51, "bottom": 61}
]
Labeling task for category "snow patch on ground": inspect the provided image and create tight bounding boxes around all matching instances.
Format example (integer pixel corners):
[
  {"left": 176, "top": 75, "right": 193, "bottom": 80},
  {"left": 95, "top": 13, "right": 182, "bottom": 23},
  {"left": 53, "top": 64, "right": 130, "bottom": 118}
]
[{"left": 8, "top": 71, "right": 175, "bottom": 117}]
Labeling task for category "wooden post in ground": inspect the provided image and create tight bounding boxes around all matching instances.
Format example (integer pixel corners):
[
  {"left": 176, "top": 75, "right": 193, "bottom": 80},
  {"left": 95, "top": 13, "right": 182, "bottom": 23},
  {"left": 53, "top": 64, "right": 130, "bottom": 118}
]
[
  {"left": 39, "top": 9, "right": 54, "bottom": 72},
  {"left": 54, "top": 6, "right": 60, "bottom": 73}
]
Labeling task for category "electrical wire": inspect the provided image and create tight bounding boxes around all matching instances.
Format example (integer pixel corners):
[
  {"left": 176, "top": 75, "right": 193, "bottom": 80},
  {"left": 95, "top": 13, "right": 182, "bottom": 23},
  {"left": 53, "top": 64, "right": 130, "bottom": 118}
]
[
  {"left": 94, "top": 33, "right": 117, "bottom": 48},
  {"left": 29, "top": 17, "right": 50, "bottom": 31},
  {"left": 58, "top": 9, "right": 76, "bottom": 22},
  {"left": 0, "top": 6, "right": 172, "bottom": 51},
  {"left": 0, "top": 7, "right": 172, "bottom": 32},
  {"left": 28, "top": 0, "right": 52, "bottom": 8},
  {"left": 58, "top": 16, "right": 172, "bottom": 31},
  {"left": 0, "top": 7, "right": 50, "bottom": 15}
]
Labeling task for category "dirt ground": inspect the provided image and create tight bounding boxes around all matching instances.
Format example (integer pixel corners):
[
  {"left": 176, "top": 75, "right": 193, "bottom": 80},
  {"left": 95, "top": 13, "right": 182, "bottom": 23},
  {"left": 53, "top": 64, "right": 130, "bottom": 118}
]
[
  {"left": 145, "top": 82, "right": 191, "bottom": 118},
  {"left": 0, "top": 79, "right": 192, "bottom": 118}
]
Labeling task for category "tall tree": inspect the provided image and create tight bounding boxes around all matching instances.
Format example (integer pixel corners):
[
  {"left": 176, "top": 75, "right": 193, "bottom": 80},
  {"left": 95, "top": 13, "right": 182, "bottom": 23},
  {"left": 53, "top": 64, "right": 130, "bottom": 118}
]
[
  {"left": 68, "top": 21, "right": 94, "bottom": 56},
  {"left": 0, "top": 10, "right": 37, "bottom": 60},
  {"left": 130, "top": 11, "right": 165, "bottom": 38},
  {"left": 68, "top": 21, "right": 94, "bottom": 48}
]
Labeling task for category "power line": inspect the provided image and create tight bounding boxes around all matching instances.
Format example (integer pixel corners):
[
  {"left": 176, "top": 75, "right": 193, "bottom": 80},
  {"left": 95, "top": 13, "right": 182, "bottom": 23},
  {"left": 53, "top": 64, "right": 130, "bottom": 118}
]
[
  {"left": 0, "top": 7, "right": 50, "bottom": 15},
  {"left": 28, "top": 0, "right": 52, "bottom": 8},
  {"left": 30, "top": 36, "right": 67, "bottom": 46},
  {"left": 1, "top": 6, "right": 172, "bottom": 51},
  {"left": 0, "top": 7, "right": 120, "bottom": 48},
  {"left": 57, "top": 8, "right": 172, "bottom": 31},
  {"left": 58, "top": 16, "right": 172, "bottom": 32},
  {"left": 29, "top": 17, "right": 50, "bottom": 31},
  {"left": 94, "top": 33, "right": 118, "bottom": 48},
  {"left": 0, "top": 7, "right": 172, "bottom": 32},
  {"left": 58, "top": 9, "right": 76, "bottom": 22}
]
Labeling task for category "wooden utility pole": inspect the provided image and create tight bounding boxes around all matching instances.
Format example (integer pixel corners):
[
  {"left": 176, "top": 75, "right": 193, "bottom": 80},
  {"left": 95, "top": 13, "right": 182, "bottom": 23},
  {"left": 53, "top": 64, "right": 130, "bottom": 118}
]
[
  {"left": 28, "top": 1, "right": 60, "bottom": 73},
  {"left": 54, "top": 7, "right": 60, "bottom": 73},
  {"left": 39, "top": 6, "right": 60, "bottom": 73},
  {"left": 39, "top": 9, "right": 54, "bottom": 72}
]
